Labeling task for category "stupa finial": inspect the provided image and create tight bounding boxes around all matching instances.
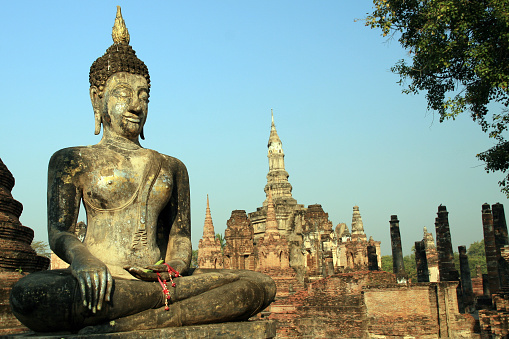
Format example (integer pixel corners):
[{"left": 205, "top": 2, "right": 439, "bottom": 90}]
[{"left": 112, "top": 6, "right": 130, "bottom": 44}]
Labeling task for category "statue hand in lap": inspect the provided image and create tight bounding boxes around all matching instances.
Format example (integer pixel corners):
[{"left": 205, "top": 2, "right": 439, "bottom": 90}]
[
  {"left": 70, "top": 249, "right": 112, "bottom": 312},
  {"left": 9, "top": 7, "right": 275, "bottom": 334}
]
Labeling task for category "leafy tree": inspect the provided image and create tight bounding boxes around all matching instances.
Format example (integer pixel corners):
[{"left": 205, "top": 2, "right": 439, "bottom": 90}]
[
  {"left": 380, "top": 251, "right": 417, "bottom": 282},
  {"left": 215, "top": 233, "right": 226, "bottom": 252},
  {"left": 366, "top": 0, "right": 509, "bottom": 195},
  {"left": 381, "top": 255, "right": 393, "bottom": 272},
  {"left": 31, "top": 240, "right": 51, "bottom": 259},
  {"left": 467, "top": 240, "right": 487, "bottom": 277},
  {"left": 191, "top": 249, "right": 198, "bottom": 268}
]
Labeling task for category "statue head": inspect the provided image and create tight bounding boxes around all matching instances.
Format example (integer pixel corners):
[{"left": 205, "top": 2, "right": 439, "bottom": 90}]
[{"left": 89, "top": 6, "right": 150, "bottom": 140}]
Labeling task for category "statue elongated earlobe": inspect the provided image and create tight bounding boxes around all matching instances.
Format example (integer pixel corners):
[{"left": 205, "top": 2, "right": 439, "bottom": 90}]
[
  {"left": 94, "top": 113, "right": 102, "bottom": 135},
  {"left": 140, "top": 127, "right": 145, "bottom": 140},
  {"left": 90, "top": 86, "right": 102, "bottom": 135}
]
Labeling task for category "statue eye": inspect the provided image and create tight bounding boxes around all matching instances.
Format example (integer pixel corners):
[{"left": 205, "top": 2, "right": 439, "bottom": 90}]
[
  {"left": 139, "top": 91, "right": 149, "bottom": 102},
  {"left": 112, "top": 86, "right": 133, "bottom": 100}
]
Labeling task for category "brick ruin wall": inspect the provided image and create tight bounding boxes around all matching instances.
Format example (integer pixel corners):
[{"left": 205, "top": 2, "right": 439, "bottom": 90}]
[{"left": 269, "top": 271, "right": 477, "bottom": 338}]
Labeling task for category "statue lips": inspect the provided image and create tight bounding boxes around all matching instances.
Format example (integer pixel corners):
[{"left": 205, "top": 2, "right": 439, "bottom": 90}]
[{"left": 124, "top": 113, "right": 141, "bottom": 123}]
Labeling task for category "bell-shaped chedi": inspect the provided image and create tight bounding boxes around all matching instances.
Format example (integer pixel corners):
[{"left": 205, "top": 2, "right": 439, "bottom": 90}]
[
  {"left": 0, "top": 158, "right": 49, "bottom": 334},
  {"left": 0, "top": 158, "right": 49, "bottom": 272}
]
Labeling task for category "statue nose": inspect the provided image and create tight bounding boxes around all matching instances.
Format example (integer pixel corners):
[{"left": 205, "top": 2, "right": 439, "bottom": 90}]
[{"left": 129, "top": 97, "right": 142, "bottom": 114}]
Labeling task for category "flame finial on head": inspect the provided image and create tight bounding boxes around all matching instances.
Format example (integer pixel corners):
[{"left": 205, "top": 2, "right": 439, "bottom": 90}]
[{"left": 112, "top": 6, "right": 130, "bottom": 44}]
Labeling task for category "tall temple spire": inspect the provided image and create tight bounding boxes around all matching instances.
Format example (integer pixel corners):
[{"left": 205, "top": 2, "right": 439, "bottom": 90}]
[
  {"left": 198, "top": 195, "right": 223, "bottom": 269},
  {"left": 265, "top": 190, "right": 280, "bottom": 237},
  {"left": 264, "top": 109, "right": 297, "bottom": 207},
  {"left": 202, "top": 194, "right": 215, "bottom": 238}
]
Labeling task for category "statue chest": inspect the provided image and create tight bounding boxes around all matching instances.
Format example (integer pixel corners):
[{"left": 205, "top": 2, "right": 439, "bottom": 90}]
[{"left": 82, "top": 152, "right": 172, "bottom": 211}]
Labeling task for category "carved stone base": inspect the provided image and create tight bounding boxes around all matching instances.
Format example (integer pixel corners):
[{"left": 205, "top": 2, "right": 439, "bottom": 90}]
[{"left": 0, "top": 321, "right": 276, "bottom": 339}]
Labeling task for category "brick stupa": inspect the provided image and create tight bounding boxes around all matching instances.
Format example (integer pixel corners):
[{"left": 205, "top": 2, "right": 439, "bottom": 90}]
[{"left": 0, "top": 158, "right": 49, "bottom": 334}]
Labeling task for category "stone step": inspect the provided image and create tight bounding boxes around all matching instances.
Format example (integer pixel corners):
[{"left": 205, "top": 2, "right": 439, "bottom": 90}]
[{"left": 0, "top": 320, "right": 276, "bottom": 339}]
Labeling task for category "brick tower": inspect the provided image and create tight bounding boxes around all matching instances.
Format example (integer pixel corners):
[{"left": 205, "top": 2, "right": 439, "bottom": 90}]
[{"left": 197, "top": 195, "right": 223, "bottom": 269}]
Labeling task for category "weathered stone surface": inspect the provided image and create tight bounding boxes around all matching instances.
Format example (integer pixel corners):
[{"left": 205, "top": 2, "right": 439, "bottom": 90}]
[
  {"left": 0, "top": 159, "right": 49, "bottom": 273},
  {"left": 415, "top": 240, "right": 430, "bottom": 283},
  {"left": 389, "top": 215, "right": 407, "bottom": 282},
  {"left": 423, "top": 226, "right": 439, "bottom": 282},
  {"left": 458, "top": 245, "right": 475, "bottom": 312},
  {"left": 365, "top": 281, "right": 478, "bottom": 338},
  {"left": 434, "top": 205, "right": 459, "bottom": 282},
  {"left": 0, "top": 159, "right": 48, "bottom": 335},
  {"left": 269, "top": 271, "right": 479, "bottom": 338},
  {"left": 223, "top": 210, "right": 255, "bottom": 270},
  {"left": 367, "top": 244, "right": 379, "bottom": 271},
  {"left": 269, "top": 271, "right": 395, "bottom": 338},
  {"left": 0, "top": 321, "right": 276, "bottom": 338},
  {"left": 0, "top": 272, "right": 29, "bottom": 335},
  {"left": 482, "top": 203, "right": 500, "bottom": 295}
]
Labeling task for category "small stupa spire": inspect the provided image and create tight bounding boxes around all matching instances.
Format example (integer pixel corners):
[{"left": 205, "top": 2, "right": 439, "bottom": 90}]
[
  {"left": 202, "top": 194, "right": 215, "bottom": 238},
  {"left": 351, "top": 206, "right": 365, "bottom": 235},
  {"left": 112, "top": 6, "right": 130, "bottom": 44}
]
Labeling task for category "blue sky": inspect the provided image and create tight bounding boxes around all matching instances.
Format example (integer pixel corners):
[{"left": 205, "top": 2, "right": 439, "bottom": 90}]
[{"left": 1, "top": 1, "right": 506, "bottom": 256}]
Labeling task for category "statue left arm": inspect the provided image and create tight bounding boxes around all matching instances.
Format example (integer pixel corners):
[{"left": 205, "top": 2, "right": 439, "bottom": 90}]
[{"left": 164, "top": 158, "right": 192, "bottom": 274}]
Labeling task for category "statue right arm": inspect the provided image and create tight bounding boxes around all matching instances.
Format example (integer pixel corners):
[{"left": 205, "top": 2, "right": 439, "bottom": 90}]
[{"left": 47, "top": 148, "right": 112, "bottom": 313}]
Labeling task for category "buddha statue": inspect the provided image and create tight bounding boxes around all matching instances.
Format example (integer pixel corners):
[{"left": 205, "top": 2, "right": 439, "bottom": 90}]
[{"left": 10, "top": 7, "right": 275, "bottom": 334}]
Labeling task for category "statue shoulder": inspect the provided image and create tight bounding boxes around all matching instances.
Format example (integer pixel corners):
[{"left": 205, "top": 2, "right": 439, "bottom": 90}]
[
  {"left": 147, "top": 150, "right": 186, "bottom": 171},
  {"left": 154, "top": 152, "right": 188, "bottom": 179},
  {"left": 48, "top": 146, "right": 95, "bottom": 176}
]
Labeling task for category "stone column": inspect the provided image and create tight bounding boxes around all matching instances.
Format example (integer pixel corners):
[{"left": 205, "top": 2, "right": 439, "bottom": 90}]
[
  {"left": 367, "top": 245, "right": 379, "bottom": 271},
  {"left": 492, "top": 203, "right": 508, "bottom": 251},
  {"left": 492, "top": 203, "right": 509, "bottom": 287},
  {"left": 389, "top": 215, "right": 407, "bottom": 283},
  {"left": 415, "top": 240, "right": 429, "bottom": 282},
  {"left": 434, "top": 205, "right": 458, "bottom": 281},
  {"left": 482, "top": 203, "right": 500, "bottom": 295},
  {"left": 458, "top": 245, "right": 474, "bottom": 312}
]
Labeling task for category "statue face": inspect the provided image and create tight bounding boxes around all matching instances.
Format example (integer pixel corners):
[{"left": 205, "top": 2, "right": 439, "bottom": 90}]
[{"left": 100, "top": 72, "right": 149, "bottom": 140}]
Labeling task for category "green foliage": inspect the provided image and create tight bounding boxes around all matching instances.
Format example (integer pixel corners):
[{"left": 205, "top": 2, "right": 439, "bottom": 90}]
[
  {"left": 404, "top": 250, "right": 417, "bottom": 282},
  {"left": 467, "top": 240, "right": 487, "bottom": 277},
  {"left": 366, "top": 0, "right": 509, "bottom": 195},
  {"left": 31, "top": 240, "right": 51, "bottom": 259},
  {"left": 381, "top": 255, "right": 393, "bottom": 272},
  {"left": 215, "top": 233, "right": 226, "bottom": 252},
  {"left": 191, "top": 249, "right": 198, "bottom": 268},
  {"left": 381, "top": 253, "right": 417, "bottom": 282}
]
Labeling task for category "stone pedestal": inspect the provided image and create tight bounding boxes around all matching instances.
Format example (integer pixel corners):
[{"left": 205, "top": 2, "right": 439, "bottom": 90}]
[{"left": 1, "top": 321, "right": 276, "bottom": 339}]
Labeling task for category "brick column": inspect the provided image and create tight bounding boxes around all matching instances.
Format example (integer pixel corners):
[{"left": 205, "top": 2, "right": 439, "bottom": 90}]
[
  {"left": 492, "top": 203, "right": 509, "bottom": 287},
  {"left": 493, "top": 203, "right": 509, "bottom": 251},
  {"left": 482, "top": 203, "right": 500, "bottom": 295},
  {"left": 434, "top": 205, "right": 458, "bottom": 281},
  {"left": 458, "top": 245, "right": 474, "bottom": 312},
  {"left": 415, "top": 240, "right": 429, "bottom": 282},
  {"left": 367, "top": 245, "right": 379, "bottom": 271},
  {"left": 389, "top": 215, "right": 407, "bottom": 282}
]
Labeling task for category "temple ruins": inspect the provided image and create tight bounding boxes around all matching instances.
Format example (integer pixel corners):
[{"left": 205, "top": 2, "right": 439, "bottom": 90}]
[{"left": 198, "top": 111, "right": 382, "bottom": 299}]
